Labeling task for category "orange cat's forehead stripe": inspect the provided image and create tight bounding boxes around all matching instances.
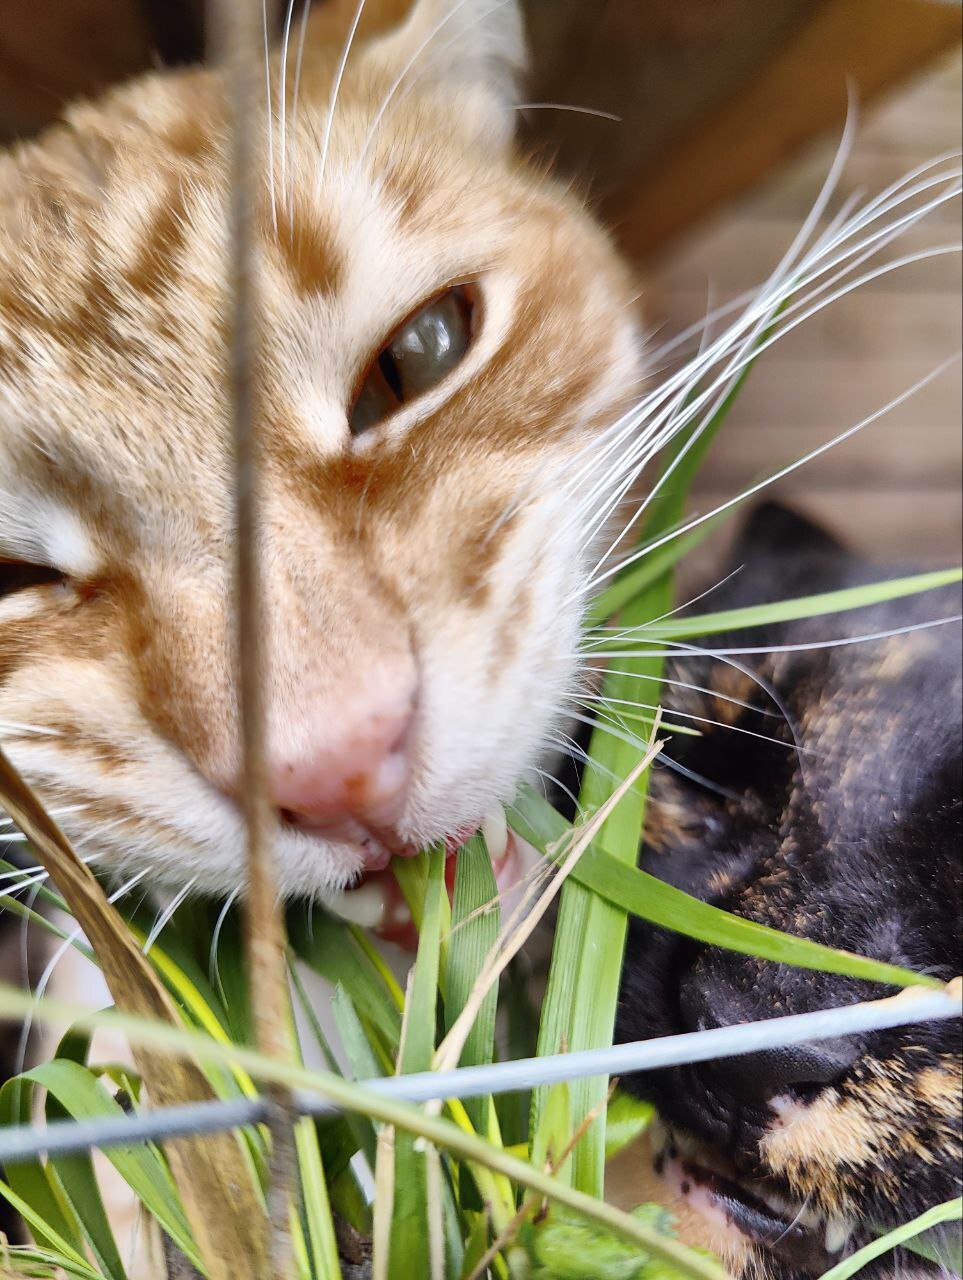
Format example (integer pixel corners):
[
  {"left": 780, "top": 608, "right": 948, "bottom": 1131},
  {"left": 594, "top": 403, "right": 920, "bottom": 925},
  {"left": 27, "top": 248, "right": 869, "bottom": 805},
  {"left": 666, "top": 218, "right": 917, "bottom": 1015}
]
[
  {"left": 124, "top": 181, "right": 188, "bottom": 300},
  {"left": 273, "top": 204, "right": 344, "bottom": 299}
]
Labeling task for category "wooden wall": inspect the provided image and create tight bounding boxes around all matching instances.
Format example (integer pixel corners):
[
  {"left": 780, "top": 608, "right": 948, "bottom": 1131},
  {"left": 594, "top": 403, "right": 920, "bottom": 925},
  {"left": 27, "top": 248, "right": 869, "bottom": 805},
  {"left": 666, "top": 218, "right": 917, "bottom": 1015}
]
[{"left": 649, "top": 49, "right": 962, "bottom": 568}]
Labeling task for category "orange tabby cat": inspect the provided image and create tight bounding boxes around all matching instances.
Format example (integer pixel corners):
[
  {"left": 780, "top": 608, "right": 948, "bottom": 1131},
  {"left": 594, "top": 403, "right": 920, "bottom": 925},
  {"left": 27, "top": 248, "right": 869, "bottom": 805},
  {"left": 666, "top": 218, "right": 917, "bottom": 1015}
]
[{"left": 0, "top": 0, "right": 641, "bottom": 908}]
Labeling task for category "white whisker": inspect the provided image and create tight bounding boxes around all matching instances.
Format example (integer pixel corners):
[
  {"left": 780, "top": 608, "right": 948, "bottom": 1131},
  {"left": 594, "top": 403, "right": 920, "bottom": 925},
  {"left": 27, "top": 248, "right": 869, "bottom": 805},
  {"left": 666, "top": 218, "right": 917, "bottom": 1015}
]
[
  {"left": 211, "top": 887, "right": 243, "bottom": 1006},
  {"left": 142, "top": 879, "right": 198, "bottom": 955},
  {"left": 590, "top": 613, "right": 962, "bottom": 661},
  {"left": 262, "top": 0, "right": 279, "bottom": 234},
  {"left": 514, "top": 102, "right": 621, "bottom": 122},
  {"left": 278, "top": 0, "right": 297, "bottom": 203},
  {"left": 316, "top": 0, "right": 368, "bottom": 198},
  {"left": 15, "top": 865, "right": 151, "bottom": 1077},
  {"left": 577, "top": 693, "right": 814, "bottom": 757},
  {"left": 589, "top": 355, "right": 960, "bottom": 591},
  {"left": 287, "top": 0, "right": 314, "bottom": 219}
]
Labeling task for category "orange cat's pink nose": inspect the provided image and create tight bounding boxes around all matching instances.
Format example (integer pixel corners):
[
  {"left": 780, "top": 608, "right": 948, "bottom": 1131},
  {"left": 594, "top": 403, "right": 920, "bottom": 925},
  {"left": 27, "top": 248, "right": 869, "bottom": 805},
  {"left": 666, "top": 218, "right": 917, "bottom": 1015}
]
[{"left": 269, "top": 686, "right": 416, "bottom": 845}]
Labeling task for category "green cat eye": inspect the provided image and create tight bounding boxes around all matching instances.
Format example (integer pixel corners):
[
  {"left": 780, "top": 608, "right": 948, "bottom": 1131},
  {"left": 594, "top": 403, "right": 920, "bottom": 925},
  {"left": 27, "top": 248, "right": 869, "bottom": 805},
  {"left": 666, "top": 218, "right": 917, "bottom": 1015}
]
[{"left": 349, "top": 284, "right": 476, "bottom": 436}]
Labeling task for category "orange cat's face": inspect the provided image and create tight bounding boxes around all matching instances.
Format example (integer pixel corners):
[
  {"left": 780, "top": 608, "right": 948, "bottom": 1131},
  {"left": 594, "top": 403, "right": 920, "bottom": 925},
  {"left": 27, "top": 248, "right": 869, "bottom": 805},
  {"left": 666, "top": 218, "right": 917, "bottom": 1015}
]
[{"left": 0, "top": 0, "right": 641, "bottom": 901}]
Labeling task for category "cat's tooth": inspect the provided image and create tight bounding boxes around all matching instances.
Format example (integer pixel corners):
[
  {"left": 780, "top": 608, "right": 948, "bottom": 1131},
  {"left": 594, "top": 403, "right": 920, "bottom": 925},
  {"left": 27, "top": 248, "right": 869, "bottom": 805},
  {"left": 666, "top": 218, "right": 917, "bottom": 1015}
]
[
  {"left": 481, "top": 805, "right": 508, "bottom": 863},
  {"left": 824, "top": 1218, "right": 853, "bottom": 1254},
  {"left": 328, "top": 883, "right": 388, "bottom": 930}
]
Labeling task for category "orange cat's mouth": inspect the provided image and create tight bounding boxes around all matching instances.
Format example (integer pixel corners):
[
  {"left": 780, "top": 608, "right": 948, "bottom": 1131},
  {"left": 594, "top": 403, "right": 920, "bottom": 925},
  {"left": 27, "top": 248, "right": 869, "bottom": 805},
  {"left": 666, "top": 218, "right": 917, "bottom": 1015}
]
[{"left": 325, "top": 820, "right": 522, "bottom": 950}]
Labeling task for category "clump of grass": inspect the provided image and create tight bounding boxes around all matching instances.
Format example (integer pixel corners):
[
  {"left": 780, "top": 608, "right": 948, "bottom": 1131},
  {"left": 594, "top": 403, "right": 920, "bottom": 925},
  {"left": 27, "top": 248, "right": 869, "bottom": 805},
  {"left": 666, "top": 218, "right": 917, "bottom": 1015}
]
[{"left": 0, "top": 150, "right": 961, "bottom": 1280}]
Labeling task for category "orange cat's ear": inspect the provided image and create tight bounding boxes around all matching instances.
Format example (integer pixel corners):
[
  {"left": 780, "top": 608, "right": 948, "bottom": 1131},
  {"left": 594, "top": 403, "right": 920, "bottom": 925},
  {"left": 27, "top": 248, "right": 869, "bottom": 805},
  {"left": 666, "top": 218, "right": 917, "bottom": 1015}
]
[{"left": 368, "top": 0, "right": 527, "bottom": 147}]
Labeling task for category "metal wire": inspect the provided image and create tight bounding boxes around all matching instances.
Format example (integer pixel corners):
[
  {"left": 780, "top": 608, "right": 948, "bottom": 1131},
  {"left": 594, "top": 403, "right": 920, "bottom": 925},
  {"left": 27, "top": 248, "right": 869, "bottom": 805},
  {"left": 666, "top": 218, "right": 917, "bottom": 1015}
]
[{"left": 0, "top": 984, "right": 957, "bottom": 1166}]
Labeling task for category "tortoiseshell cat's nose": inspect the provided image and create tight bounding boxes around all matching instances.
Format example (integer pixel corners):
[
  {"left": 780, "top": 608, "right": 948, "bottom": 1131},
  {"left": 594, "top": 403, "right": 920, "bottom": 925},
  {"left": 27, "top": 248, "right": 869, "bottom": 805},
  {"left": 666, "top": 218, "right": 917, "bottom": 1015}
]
[{"left": 680, "top": 974, "right": 863, "bottom": 1105}]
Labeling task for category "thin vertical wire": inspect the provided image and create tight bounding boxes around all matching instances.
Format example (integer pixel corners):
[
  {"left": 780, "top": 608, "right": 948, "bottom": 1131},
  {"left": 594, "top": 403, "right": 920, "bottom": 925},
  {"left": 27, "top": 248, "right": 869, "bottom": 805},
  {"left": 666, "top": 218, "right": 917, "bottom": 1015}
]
[{"left": 215, "top": 0, "right": 296, "bottom": 1274}]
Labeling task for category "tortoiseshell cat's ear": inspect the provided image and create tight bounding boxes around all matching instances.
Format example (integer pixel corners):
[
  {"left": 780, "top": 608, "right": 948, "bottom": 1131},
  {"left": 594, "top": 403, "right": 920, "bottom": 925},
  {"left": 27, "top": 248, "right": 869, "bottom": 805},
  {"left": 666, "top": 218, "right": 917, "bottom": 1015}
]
[{"left": 733, "top": 500, "right": 845, "bottom": 565}]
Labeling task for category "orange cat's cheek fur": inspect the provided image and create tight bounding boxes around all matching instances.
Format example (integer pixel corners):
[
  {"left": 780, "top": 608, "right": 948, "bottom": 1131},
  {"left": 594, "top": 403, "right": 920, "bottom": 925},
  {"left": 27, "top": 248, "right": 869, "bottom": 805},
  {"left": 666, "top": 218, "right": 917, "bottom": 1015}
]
[{"left": 0, "top": 0, "right": 643, "bottom": 896}]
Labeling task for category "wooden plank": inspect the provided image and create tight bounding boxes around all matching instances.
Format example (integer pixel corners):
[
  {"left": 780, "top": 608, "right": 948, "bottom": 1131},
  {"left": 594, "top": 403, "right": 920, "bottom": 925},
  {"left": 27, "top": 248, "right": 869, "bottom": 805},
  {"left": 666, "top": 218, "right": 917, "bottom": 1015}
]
[
  {"left": 0, "top": 0, "right": 154, "bottom": 140},
  {"left": 688, "top": 359, "right": 961, "bottom": 429},
  {"left": 680, "top": 487, "right": 962, "bottom": 567},
  {"left": 690, "top": 420, "right": 963, "bottom": 487},
  {"left": 605, "top": 0, "right": 962, "bottom": 262}
]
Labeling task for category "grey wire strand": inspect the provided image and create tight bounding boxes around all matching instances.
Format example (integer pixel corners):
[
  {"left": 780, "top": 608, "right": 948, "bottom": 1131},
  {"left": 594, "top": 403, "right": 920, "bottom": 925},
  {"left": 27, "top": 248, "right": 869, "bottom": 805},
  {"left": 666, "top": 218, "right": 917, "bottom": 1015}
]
[{"left": 0, "top": 986, "right": 957, "bottom": 1166}]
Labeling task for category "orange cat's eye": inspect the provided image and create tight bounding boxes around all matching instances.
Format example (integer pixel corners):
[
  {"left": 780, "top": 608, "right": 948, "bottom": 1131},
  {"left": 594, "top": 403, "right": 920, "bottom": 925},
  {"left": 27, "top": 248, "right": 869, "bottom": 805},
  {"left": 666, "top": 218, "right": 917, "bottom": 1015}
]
[
  {"left": 0, "top": 559, "right": 65, "bottom": 601},
  {"left": 349, "top": 284, "right": 477, "bottom": 436}
]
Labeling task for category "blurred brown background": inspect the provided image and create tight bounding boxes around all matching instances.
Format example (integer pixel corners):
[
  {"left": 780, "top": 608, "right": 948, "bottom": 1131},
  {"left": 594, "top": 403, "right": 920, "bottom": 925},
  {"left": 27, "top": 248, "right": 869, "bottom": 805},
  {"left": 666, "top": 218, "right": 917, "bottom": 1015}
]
[{"left": 0, "top": 0, "right": 959, "bottom": 562}]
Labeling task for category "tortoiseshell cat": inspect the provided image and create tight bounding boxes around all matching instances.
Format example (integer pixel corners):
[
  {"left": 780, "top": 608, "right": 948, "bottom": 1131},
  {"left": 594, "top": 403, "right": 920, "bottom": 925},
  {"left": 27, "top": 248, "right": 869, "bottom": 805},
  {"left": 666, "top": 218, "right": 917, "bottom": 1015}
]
[{"left": 616, "top": 503, "right": 962, "bottom": 1279}]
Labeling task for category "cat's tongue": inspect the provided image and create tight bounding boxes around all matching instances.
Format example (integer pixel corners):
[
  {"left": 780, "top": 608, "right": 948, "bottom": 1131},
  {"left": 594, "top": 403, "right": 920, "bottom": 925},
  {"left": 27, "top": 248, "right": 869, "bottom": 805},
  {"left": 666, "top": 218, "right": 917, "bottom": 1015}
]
[{"left": 327, "top": 811, "right": 519, "bottom": 950}]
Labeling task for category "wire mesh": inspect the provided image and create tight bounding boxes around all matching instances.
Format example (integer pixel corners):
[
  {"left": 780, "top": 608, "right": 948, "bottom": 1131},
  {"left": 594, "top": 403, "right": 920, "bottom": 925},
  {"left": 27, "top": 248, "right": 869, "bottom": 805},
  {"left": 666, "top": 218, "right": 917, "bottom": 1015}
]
[{"left": 0, "top": 985, "right": 957, "bottom": 1166}]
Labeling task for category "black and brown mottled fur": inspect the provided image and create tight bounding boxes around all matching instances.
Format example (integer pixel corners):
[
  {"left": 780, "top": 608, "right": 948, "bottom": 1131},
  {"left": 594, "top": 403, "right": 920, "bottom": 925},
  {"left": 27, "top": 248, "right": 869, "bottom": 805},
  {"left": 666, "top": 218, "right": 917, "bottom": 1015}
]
[{"left": 615, "top": 503, "right": 962, "bottom": 1278}]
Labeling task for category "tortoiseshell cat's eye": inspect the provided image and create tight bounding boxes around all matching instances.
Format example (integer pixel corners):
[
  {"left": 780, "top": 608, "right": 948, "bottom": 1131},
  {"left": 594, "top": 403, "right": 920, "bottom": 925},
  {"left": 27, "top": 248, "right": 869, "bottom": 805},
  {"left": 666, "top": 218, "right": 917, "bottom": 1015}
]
[
  {"left": 0, "top": 560, "right": 64, "bottom": 600},
  {"left": 349, "top": 284, "right": 476, "bottom": 436}
]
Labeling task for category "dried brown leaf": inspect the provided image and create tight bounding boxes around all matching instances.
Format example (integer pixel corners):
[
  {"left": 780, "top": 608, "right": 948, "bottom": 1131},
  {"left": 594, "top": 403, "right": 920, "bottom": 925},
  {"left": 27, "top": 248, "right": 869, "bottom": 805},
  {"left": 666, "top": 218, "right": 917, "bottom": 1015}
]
[{"left": 0, "top": 746, "right": 269, "bottom": 1280}]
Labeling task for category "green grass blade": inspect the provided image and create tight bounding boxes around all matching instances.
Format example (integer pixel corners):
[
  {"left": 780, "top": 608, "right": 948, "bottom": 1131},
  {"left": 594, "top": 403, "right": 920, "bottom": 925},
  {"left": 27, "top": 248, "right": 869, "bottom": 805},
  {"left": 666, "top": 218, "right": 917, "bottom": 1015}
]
[
  {"left": 0, "top": 1243, "right": 105, "bottom": 1279},
  {"left": 533, "top": 584, "right": 668, "bottom": 1195},
  {"left": 331, "top": 985, "right": 381, "bottom": 1168},
  {"left": 604, "top": 568, "right": 963, "bottom": 646},
  {"left": 445, "top": 834, "right": 500, "bottom": 1131},
  {"left": 531, "top": 347, "right": 755, "bottom": 1196},
  {"left": 289, "top": 910, "right": 401, "bottom": 1052},
  {"left": 0, "top": 1179, "right": 99, "bottom": 1276},
  {"left": 389, "top": 847, "right": 446, "bottom": 1280},
  {"left": 16, "top": 1060, "right": 202, "bottom": 1269},
  {"left": 398, "top": 850, "right": 445, "bottom": 1077},
  {"left": 603, "top": 1092, "right": 655, "bottom": 1161},
  {"left": 509, "top": 788, "right": 940, "bottom": 989},
  {"left": 293, "top": 1115, "right": 342, "bottom": 1280},
  {"left": 818, "top": 1199, "right": 962, "bottom": 1280},
  {"left": 0, "top": 1075, "right": 86, "bottom": 1258},
  {"left": 45, "top": 1104, "right": 128, "bottom": 1279},
  {"left": 42, "top": 1031, "right": 128, "bottom": 1280}
]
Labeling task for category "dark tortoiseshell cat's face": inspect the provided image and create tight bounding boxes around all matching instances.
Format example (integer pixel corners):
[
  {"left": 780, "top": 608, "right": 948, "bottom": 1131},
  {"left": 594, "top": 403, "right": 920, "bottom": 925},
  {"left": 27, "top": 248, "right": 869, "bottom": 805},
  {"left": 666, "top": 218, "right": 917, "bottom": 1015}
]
[{"left": 615, "top": 504, "right": 962, "bottom": 1280}]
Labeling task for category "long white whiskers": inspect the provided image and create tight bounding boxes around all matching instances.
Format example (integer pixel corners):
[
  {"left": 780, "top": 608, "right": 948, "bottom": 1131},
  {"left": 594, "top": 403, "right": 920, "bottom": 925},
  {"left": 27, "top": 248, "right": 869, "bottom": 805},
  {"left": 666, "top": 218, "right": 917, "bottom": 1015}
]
[
  {"left": 14, "top": 866, "right": 152, "bottom": 1078},
  {"left": 287, "top": 0, "right": 314, "bottom": 219},
  {"left": 588, "top": 354, "right": 960, "bottom": 592},
  {"left": 142, "top": 879, "right": 198, "bottom": 956},
  {"left": 278, "top": 0, "right": 296, "bottom": 204},
  {"left": 315, "top": 0, "right": 369, "bottom": 198},
  {"left": 261, "top": 0, "right": 279, "bottom": 234}
]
